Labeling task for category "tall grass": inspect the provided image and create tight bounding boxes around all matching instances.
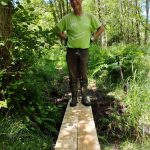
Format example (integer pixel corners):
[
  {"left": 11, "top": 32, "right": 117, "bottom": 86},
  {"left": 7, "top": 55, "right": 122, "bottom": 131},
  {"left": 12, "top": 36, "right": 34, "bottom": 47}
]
[
  {"left": 103, "top": 139, "right": 150, "bottom": 150},
  {"left": 0, "top": 116, "right": 52, "bottom": 150},
  {"left": 124, "top": 70, "right": 150, "bottom": 137},
  {"left": 119, "top": 138, "right": 150, "bottom": 150},
  {"left": 89, "top": 44, "right": 150, "bottom": 147}
]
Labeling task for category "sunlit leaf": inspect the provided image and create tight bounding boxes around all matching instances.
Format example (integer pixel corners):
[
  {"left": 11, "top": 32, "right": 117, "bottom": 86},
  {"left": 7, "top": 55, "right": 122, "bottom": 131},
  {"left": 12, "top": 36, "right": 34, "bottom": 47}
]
[
  {"left": 0, "top": 100, "right": 7, "bottom": 108},
  {"left": 0, "top": 1, "right": 8, "bottom": 6},
  {"left": 0, "top": 42, "right": 5, "bottom": 46}
]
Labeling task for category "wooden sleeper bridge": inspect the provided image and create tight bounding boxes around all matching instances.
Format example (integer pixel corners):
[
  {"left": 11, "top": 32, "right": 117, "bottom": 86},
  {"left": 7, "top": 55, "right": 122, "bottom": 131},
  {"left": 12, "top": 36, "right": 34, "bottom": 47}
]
[{"left": 55, "top": 98, "right": 101, "bottom": 150}]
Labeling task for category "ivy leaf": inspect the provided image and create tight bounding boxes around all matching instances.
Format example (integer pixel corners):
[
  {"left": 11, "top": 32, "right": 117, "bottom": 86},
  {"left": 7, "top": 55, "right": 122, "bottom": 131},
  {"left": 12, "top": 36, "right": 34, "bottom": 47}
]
[
  {"left": 18, "top": 4, "right": 24, "bottom": 10},
  {"left": 34, "top": 116, "right": 42, "bottom": 124},
  {"left": 44, "top": 123, "right": 58, "bottom": 133},
  {"left": 27, "top": 0, "right": 31, "bottom": 3},
  {"left": 0, "top": 100, "right": 7, "bottom": 108},
  {"left": 38, "top": 26, "right": 42, "bottom": 32},
  {"left": 29, "top": 7, "right": 35, "bottom": 11}
]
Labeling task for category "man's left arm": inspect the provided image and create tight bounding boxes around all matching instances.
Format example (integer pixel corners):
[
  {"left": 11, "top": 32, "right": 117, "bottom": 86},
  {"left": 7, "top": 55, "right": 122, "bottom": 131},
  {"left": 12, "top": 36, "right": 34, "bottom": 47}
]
[{"left": 93, "top": 25, "right": 105, "bottom": 41}]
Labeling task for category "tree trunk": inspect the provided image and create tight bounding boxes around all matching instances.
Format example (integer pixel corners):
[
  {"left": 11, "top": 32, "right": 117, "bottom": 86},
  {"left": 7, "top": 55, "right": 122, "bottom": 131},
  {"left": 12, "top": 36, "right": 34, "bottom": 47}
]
[
  {"left": 49, "top": 0, "right": 58, "bottom": 24},
  {"left": 97, "top": 0, "right": 101, "bottom": 20},
  {"left": 129, "top": 0, "right": 134, "bottom": 43},
  {"left": 120, "top": 0, "right": 126, "bottom": 43},
  {"left": 49, "top": 0, "right": 71, "bottom": 24},
  {"left": 126, "top": 0, "right": 130, "bottom": 43},
  {"left": 66, "top": 0, "right": 69, "bottom": 13},
  {"left": 0, "top": 2, "right": 13, "bottom": 101},
  {"left": 145, "top": 0, "right": 150, "bottom": 44},
  {"left": 58, "top": 0, "right": 63, "bottom": 19},
  {"left": 62, "top": 0, "right": 66, "bottom": 16},
  {"left": 135, "top": 0, "right": 141, "bottom": 45},
  {"left": 0, "top": 2, "right": 13, "bottom": 69}
]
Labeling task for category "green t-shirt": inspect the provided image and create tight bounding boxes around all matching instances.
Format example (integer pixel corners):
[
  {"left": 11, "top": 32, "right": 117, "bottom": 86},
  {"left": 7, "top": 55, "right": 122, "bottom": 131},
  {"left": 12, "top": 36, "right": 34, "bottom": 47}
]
[{"left": 56, "top": 12, "right": 101, "bottom": 49}]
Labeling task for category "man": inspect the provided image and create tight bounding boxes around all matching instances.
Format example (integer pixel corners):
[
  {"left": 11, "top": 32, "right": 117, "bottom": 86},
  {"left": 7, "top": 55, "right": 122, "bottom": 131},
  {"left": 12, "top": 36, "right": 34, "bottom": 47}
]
[{"left": 56, "top": 0, "right": 104, "bottom": 107}]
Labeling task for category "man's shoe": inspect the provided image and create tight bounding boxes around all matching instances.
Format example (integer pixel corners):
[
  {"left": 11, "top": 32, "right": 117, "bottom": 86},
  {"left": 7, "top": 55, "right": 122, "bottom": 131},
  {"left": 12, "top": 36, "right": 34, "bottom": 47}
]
[
  {"left": 82, "top": 96, "right": 91, "bottom": 106},
  {"left": 70, "top": 98, "right": 77, "bottom": 107}
]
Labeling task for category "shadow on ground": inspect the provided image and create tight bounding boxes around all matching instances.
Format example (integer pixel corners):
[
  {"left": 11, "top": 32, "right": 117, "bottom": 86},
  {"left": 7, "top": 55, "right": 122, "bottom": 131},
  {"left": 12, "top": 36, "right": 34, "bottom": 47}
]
[{"left": 89, "top": 88, "right": 124, "bottom": 149}]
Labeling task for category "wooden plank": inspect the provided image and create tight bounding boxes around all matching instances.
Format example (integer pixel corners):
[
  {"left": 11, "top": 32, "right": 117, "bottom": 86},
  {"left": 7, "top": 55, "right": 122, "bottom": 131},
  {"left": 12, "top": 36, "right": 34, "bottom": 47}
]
[
  {"left": 55, "top": 98, "right": 101, "bottom": 150},
  {"left": 78, "top": 98, "right": 101, "bottom": 150},
  {"left": 55, "top": 99, "right": 78, "bottom": 150}
]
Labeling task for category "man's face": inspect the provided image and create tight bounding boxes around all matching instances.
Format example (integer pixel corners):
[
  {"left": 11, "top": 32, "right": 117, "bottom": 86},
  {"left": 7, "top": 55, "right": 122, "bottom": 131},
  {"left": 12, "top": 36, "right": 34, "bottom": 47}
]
[{"left": 70, "top": 0, "right": 82, "bottom": 11}]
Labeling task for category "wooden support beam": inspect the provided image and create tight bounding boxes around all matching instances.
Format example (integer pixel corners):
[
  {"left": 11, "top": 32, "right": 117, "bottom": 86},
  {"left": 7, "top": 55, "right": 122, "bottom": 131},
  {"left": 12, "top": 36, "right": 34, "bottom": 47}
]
[{"left": 55, "top": 98, "right": 101, "bottom": 150}]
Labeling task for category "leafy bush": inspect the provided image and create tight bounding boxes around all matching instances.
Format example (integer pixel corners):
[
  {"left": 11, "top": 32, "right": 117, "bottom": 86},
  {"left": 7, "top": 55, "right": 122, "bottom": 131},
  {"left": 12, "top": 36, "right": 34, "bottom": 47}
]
[
  {"left": 0, "top": 3, "right": 67, "bottom": 148},
  {"left": 4, "top": 47, "right": 67, "bottom": 137}
]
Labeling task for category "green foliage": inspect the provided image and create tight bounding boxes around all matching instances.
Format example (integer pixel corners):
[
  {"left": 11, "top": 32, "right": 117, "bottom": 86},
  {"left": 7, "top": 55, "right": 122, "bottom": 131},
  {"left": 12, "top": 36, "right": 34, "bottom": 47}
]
[
  {"left": 89, "top": 44, "right": 146, "bottom": 89},
  {"left": 12, "top": 6, "right": 56, "bottom": 66},
  {"left": 90, "top": 44, "right": 150, "bottom": 144},
  {"left": 1, "top": 0, "right": 59, "bottom": 106},
  {"left": 0, "top": 116, "right": 53, "bottom": 149},
  {"left": 0, "top": 1, "right": 66, "bottom": 148},
  {"left": 4, "top": 48, "right": 67, "bottom": 140}
]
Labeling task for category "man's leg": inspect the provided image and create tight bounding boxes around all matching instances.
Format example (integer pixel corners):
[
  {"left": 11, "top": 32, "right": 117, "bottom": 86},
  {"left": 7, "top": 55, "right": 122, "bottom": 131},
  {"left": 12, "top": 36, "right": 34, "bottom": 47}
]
[
  {"left": 66, "top": 49, "right": 79, "bottom": 107},
  {"left": 79, "top": 49, "right": 91, "bottom": 106}
]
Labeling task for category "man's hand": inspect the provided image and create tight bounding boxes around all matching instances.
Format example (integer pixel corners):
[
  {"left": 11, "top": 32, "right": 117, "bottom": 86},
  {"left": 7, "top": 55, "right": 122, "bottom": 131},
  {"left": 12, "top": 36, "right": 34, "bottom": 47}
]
[{"left": 58, "top": 32, "right": 67, "bottom": 41}]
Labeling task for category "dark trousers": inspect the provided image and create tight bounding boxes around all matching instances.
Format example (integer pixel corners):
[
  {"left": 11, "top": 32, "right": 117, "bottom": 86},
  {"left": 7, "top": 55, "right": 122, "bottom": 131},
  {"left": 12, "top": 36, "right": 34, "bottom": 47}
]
[{"left": 66, "top": 48, "right": 89, "bottom": 87}]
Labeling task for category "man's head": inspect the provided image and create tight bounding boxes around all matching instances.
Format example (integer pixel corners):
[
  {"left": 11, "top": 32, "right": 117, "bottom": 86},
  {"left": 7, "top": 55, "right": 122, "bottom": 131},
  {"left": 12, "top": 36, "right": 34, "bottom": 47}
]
[{"left": 70, "top": 0, "right": 83, "bottom": 12}]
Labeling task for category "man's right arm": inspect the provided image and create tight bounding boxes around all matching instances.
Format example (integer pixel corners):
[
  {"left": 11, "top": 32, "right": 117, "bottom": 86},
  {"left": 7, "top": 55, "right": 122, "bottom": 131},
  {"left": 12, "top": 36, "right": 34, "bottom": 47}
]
[
  {"left": 56, "top": 15, "right": 68, "bottom": 45},
  {"left": 58, "top": 32, "right": 68, "bottom": 46}
]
